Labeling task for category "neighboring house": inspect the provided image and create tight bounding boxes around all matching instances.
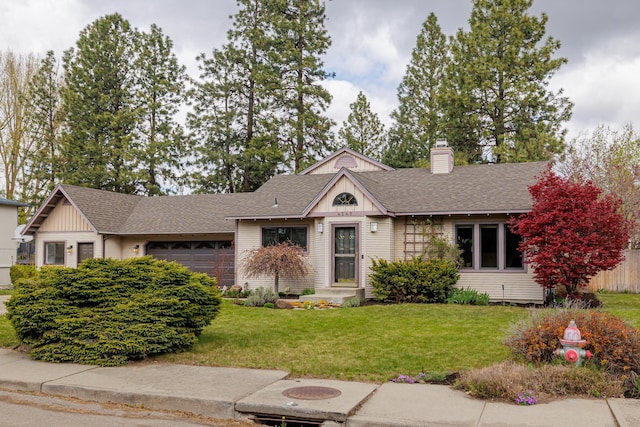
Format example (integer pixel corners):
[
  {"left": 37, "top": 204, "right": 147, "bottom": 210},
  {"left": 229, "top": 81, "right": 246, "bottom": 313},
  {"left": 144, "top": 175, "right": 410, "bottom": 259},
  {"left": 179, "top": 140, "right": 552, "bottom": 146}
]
[
  {"left": 0, "top": 197, "right": 29, "bottom": 286},
  {"left": 23, "top": 145, "right": 548, "bottom": 303}
]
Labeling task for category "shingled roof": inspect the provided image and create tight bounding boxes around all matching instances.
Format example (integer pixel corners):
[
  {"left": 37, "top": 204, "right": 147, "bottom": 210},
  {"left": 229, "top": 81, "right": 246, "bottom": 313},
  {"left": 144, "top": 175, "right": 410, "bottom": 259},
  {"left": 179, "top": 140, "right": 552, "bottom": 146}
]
[
  {"left": 23, "top": 159, "right": 548, "bottom": 236},
  {"left": 229, "top": 161, "right": 548, "bottom": 219},
  {"left": 356, "top": 161, "right": 548, "bottom": 215},
  {"left": 23, "top": 184, "right": 253, "bottom": 235}
]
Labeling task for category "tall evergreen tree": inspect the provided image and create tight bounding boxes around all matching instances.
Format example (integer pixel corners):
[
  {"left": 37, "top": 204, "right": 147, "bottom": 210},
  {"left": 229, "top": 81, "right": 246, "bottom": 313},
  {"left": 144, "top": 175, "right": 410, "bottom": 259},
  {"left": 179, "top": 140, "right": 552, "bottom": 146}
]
[
  {"left": 135, "top": 24, "right": 189, "bottom": 195},
  {"left": 271, "top": 0, "right": 335, "bottom": 172},
  {"left": 442, "top": 0, "right": 572, "bottom": 163},
  {"left": 188, "top": 48, "right": 244, "bottom": 193},
  {"left": 227, "top": 0, "right": 283, "bottom": 192},
  {"left": 337, "top": 91, "right": 385, "bottom": 160},
  {"left": 22, "top": 51, "right": 64, "bottom": 216},
  {"left": 384, "top": 13, "right": 448, "bottom": 168},
  {"left": 61, "top": 14, "right": 139, "bottom": 193}
]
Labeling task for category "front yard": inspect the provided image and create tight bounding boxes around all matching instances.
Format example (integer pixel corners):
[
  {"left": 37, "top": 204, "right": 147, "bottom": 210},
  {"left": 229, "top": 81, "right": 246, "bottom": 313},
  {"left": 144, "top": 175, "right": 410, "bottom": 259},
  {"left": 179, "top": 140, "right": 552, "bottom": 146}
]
[{"left": 1, "top": 292, "right": 638, "bottom": 383}]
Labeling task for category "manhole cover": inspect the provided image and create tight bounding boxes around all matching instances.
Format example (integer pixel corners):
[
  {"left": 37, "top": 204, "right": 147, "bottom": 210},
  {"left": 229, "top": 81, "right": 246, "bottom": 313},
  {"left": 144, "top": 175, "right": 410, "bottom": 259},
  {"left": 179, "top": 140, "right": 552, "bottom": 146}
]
[{"left": 282, "top": 386, "right": 342, "bottom": 400}]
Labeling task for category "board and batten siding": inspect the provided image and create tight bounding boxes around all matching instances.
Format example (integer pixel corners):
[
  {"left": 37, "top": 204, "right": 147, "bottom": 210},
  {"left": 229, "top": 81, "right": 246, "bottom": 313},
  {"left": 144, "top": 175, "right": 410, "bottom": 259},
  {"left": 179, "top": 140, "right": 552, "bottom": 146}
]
[
  {"left": 38, "top": 199, "right": 92, "bottom": 232},
  {"left": 309, "top": 176, "right": 381, "bottom": 216},
  {"left": 307, "top": 154, "right": 385, "bottom": 175},
  {"left": 34, "top": 200, "right": 101, "bottom": 268},
  {"left": 235, "top": 220, "right": 315, "bottom": 293}
]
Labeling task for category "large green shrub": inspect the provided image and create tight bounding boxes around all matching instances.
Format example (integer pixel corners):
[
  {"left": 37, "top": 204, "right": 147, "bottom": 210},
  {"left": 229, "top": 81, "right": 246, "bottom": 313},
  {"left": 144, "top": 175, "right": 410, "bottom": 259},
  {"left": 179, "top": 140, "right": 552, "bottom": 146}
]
[
  {"left": 6, "top": 256, "right": 221, "bottom": 366},
  {"left": 9, "top": 264, "right": 37, "bottom": 284},
  {"left": 370, "top": 258, "right": 459, "bottom": 303}
]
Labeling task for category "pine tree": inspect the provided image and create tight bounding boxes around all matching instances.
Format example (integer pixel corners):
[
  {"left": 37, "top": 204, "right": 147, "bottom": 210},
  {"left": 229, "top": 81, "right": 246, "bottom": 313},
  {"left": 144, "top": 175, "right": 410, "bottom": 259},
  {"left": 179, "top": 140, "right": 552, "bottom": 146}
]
[
  {"left": 188, "top": 48, "right": 245, "bottom": 193},
  {"left": 271, "top": 0, "right": 335, "bottom": 172},
  {"left": 135, "top": 24, "right": 189, "bottom": 195},
  {"left": 22, "top": 51, "right": 64, "bottom": 215},
  {"left": 443, "top": 0, "right": 572, "bottom": 163},
  {"left": 61, "top": 13, "right": 139, "bottom": 193},
  {"left": 227, "top": 0, "right": 283, "bottom": 192},
  {"left": 384, "top": 13, "right": 448, "bottom": 168},
  {"left": 337, "top": 91, "right": 385, "bottom": 160}
]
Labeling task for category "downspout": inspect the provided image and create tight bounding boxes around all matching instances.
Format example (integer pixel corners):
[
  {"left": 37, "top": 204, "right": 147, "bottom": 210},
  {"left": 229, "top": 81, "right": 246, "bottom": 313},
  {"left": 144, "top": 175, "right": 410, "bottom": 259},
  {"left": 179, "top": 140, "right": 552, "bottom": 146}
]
[{"left": 102, "top": 235, "right": 109, "bottom": 259}]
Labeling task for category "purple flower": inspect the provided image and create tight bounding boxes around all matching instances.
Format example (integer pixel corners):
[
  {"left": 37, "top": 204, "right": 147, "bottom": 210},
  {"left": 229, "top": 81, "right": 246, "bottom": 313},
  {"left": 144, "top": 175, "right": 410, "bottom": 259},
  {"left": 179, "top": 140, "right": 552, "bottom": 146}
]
[
  {"left": 391, "top": 374, "right": 416, "bottom": 384},
  {"left": 515, "top": 390, "right": 537, "bottom": 405}
]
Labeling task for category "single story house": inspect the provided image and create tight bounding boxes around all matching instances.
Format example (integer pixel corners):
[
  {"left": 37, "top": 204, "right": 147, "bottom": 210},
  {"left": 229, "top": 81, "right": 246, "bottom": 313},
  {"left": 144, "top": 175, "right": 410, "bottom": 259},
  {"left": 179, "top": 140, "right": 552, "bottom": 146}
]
[
  {"left": 1, "top": 197, "right": 29, "bottom": 286},
  {"left": 23, "top": 145, "right": 548, "bottom": 303}
]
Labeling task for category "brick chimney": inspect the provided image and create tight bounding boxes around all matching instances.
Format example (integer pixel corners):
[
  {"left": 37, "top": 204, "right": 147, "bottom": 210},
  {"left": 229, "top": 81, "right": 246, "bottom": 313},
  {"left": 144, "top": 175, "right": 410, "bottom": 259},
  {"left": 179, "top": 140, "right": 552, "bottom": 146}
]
[{"left": 430, "top": 139, "right": 453, "bottom": 174}]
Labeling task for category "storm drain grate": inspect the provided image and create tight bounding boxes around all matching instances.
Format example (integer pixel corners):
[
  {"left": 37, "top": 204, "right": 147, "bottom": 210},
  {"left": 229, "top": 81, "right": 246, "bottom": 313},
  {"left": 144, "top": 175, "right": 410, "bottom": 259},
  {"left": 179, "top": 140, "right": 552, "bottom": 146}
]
[{"left": 282, "top": 386, "right": 342, "bottom": 400}]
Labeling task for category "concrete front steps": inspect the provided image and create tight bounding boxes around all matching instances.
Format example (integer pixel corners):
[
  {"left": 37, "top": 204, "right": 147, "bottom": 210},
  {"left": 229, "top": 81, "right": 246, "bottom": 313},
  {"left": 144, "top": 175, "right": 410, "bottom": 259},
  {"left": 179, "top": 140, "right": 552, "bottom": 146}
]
[{"left": 298, "top": 287, "right": 365, "bottom": 305}]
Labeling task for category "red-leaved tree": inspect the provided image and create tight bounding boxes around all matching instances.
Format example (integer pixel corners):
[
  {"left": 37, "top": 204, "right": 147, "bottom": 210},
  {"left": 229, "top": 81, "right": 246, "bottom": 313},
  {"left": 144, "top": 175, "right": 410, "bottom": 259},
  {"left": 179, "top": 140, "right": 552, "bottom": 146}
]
[
  {"left": 510, "top": 167, "right": 631, "bottom": 297},
  {"left": 241, "top": 242, "right": 310, "bottom": 294}
]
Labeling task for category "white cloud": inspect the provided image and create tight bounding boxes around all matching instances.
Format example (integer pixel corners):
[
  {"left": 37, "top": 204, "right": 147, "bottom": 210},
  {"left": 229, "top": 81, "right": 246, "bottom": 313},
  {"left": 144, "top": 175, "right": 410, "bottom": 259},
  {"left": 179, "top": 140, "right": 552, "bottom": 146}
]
[
  {"left": 552, "top": 34, "right": 640, "bottom": 139},
  {"left": 322, "top": 79, "right": 396, "bottom": 135},
  {"left": 0, "top": 0, "right": 88, "bottom": 55}
]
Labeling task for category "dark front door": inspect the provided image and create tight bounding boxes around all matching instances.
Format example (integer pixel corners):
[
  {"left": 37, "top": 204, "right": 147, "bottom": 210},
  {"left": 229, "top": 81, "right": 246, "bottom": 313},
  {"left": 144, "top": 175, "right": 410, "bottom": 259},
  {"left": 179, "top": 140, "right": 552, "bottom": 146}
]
[
  {"left": 77, "top": 243, "right": 94, "bottom": 264},
  {"left": 334, "top": 226, "right": 357, "bottom": 287}
]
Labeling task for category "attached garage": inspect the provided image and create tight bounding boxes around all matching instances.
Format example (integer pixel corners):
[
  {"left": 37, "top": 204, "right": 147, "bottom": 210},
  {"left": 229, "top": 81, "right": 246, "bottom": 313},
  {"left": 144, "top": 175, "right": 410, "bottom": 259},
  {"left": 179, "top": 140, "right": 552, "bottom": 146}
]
[{"left": 146, "top": 241, "right": 234, "bottom": 287}]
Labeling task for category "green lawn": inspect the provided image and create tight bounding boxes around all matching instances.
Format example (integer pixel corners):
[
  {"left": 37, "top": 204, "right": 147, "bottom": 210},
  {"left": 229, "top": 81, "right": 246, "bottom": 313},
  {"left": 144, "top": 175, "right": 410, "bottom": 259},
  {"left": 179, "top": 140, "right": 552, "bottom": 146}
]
[
  {"left": 597, "top": 292, "right": 640, "bottom": 327},
  {"left": 159, "top": 301, "right": 526, "bottom": 382},
  {"left": 1, "top": 293, "right": 638, "bottom": 383}
]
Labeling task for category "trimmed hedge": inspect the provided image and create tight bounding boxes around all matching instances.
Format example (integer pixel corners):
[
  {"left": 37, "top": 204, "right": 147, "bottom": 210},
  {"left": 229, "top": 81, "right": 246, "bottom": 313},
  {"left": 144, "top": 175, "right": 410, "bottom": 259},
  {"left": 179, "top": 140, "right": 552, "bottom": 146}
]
[
  {"left": 6, "top": 256, "right": 221, "bottom": 366},
  {"left": 370, "top": 258, "right": 459, "bottom": 303},
  {"left": 9, "top": 264, "right": 37, "bottom": 284}
]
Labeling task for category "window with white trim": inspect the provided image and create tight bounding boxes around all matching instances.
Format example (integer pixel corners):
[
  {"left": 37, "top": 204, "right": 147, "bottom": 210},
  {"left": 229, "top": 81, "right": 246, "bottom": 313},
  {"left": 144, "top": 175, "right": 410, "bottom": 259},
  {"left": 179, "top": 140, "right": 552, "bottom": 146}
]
[
  {"left": 455, "top": 223, "right": 523, "bottom": 271},
  {"left": 44, "top": 242, "right": 65, "bottom": 265}
]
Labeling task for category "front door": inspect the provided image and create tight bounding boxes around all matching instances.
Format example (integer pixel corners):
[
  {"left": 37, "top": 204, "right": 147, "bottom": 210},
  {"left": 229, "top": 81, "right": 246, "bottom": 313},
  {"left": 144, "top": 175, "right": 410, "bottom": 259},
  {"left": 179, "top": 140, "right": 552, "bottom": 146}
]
[
  {"left": 334, "top": 226, "right": 358, "bottom": 287},
  {"left": 77, "top": 242, "right": 94, "bottom": 264}
]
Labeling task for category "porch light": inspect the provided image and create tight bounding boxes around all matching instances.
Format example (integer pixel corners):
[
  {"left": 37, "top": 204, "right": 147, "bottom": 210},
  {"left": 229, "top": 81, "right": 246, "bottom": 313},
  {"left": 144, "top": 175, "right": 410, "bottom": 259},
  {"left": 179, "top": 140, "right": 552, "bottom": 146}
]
[
  {"left": 66, "top": 245, "right": 73, "bottom": 254},
  {"left": 133, "top": 244, "right": 140, "bottom": 254},
  {"left": 317, "top": 223, "right": 324, "bottom": 233},
  {"left": 370, "top": 222, "right": 378, "bottom": 233}
]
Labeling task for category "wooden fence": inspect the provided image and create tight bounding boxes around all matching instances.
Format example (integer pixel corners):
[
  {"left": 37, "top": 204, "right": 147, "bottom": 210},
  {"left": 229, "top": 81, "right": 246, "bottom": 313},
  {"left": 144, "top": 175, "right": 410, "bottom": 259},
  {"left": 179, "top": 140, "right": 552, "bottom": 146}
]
[{"left": 587, "top": 249, "right": 640, "bottom": 293}]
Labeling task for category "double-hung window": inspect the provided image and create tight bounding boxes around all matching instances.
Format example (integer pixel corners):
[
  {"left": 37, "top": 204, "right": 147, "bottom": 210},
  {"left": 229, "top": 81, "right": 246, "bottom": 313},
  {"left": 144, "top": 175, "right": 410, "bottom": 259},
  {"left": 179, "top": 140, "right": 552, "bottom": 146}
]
[{"left": 455, "top": 223, "right": 523, "bottom": 271}]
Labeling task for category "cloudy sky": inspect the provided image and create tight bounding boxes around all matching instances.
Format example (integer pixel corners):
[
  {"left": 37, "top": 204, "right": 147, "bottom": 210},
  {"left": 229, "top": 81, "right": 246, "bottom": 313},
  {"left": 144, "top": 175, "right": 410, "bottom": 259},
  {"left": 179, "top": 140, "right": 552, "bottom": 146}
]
[{"left": 2, "top": 0, "right": 640, "bottom": 142}]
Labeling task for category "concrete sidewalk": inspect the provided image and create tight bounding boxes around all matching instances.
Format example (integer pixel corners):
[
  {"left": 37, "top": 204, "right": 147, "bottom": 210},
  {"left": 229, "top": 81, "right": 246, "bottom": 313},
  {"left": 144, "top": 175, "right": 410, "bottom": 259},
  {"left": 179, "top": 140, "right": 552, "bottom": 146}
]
[{"left": 0, "top": 348, "right": 638, "bottom": 426}]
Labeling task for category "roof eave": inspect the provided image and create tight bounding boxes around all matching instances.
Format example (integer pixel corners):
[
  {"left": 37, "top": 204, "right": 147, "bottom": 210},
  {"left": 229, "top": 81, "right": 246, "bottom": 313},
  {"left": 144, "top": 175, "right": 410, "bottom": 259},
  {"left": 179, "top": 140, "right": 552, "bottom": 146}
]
[
  {"left": 228, "top": 214, "right": 307, "bottom": 221},
  {"left": 394, "top": 209, "right": 531, "bottom": 217}
]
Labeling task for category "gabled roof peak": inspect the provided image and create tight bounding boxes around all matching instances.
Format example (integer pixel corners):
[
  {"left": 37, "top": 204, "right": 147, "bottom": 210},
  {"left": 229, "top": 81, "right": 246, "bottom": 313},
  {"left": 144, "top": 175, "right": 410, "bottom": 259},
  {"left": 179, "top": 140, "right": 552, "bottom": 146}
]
[{"left": 299, "top": 147, "right": 394, "bottom": 175}]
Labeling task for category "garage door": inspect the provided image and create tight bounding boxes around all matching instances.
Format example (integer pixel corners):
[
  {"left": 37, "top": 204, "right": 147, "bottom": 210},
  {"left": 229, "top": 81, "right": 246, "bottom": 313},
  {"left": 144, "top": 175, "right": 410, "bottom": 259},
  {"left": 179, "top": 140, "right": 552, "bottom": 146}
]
[{"left": 146, "top": 241, "right": 234, "bottom": 287}]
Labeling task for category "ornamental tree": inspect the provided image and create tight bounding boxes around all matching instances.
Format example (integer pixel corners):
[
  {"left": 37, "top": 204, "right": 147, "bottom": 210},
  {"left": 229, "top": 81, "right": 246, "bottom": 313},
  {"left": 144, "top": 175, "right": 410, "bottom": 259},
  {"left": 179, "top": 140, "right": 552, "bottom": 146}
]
[
  {"left": 241, "top": 242, "right": 310, "bottom": 294},
  {"left": 510, "top": 167, "right": 631, "bottom": 297}
]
